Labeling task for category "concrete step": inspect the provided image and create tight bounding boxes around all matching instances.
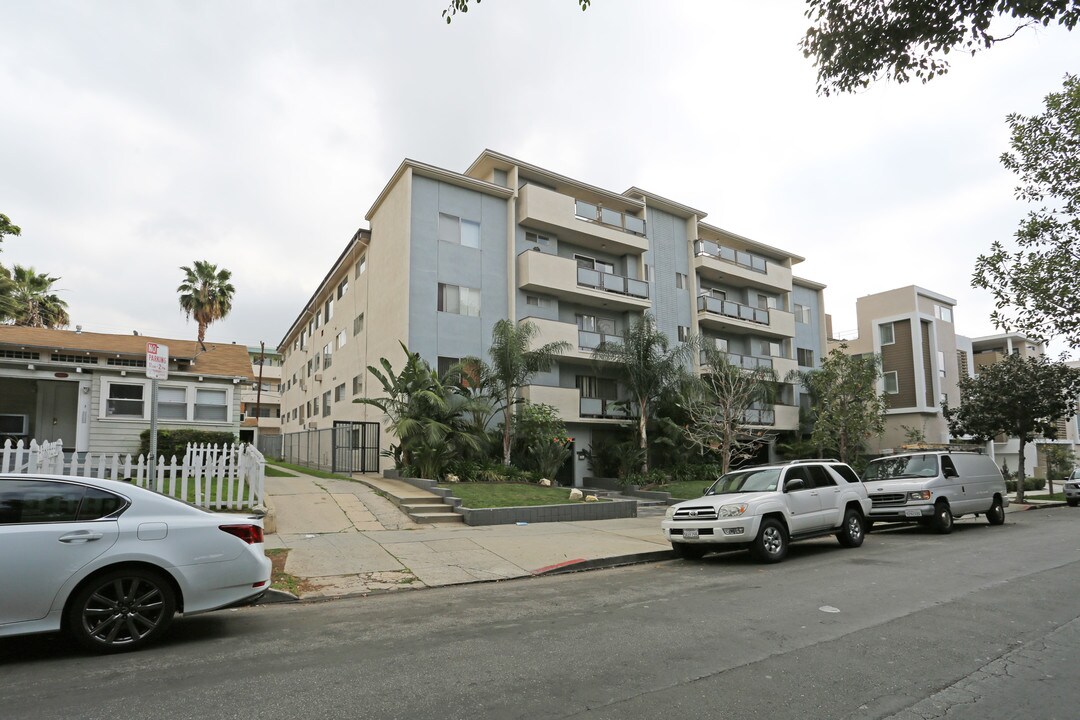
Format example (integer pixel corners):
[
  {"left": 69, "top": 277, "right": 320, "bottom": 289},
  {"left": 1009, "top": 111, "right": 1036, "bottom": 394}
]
[
  {"left": 403, "top": 503, "right": 457, "bottom": 514},
  {"left": 410, "top": 511, "right": 463, "bottom": 524}
]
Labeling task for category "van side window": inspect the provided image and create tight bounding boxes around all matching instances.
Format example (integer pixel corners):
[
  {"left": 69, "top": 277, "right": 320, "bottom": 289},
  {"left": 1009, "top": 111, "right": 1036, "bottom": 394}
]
[{"left": 941, "top": 456, "right": 958, "bottom": 477}]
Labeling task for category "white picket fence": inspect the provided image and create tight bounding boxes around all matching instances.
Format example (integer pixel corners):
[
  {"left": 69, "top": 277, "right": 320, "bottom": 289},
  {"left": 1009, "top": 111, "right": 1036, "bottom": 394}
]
[{"left": 1, "top": 439, "right": 266, "bottom": 510}]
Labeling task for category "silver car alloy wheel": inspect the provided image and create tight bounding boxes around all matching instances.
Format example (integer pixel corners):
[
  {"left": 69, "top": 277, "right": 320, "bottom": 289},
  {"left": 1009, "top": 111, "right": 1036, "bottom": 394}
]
[
  {"left": 847, "top": 515, "right": 862, "bottom": 541},
  {"left": 763, "top": 526, "right": 783, "bottom": 555}
]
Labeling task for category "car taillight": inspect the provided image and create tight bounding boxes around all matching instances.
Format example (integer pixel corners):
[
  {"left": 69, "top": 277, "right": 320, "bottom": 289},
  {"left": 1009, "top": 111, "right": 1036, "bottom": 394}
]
[{"left": 219, "top": 524, "right": 264, "bottom": 544}]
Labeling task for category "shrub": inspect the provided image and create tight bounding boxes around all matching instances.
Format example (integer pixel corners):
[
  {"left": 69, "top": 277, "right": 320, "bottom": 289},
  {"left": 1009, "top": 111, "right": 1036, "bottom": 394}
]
[
  {"left": 139, "top": 429, "right": 238, "bottom": 460},
  {"left": 1005, "top": 477, "right": 1046, "bottom": 492}
]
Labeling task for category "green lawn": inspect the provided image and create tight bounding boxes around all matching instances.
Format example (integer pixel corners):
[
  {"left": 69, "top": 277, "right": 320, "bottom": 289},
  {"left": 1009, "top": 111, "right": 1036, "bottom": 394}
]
[
  {"left": 655, "top": 480, "right": 714, "bottom": 500},
  {"left": 266, "top": 459, "right": 353, "bottom": 481},
  {"left": 173, "top": 477, "right": 256, "bottom": 507},
  {"left": 265, "top": 465, "right": 297, "bottom": 477},
  {"left": 438, "top": 482, "right": 591, "bottom": 508},
  {"left": 1025, "top": 493, "right": 1067, "bottom": 502}
]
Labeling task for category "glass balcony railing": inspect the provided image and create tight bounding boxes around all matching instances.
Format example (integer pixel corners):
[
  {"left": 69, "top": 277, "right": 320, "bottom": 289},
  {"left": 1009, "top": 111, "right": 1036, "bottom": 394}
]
[
  {"left": 578, "top": 330, "right": 618, "bottom": 351},
  {"left": 697, "top": 294, "right": 770, "bottom": 325},
  {"left": 699, "top": 350, "right": 775, "bottom": 370},
  {"left": 579, "top": 397, "right": 627, "bottom": 419},
  {"left": 694, "top": 239, "right": 768, "bottom": 273},
  {"left": 578, "top": 267, "right": 650, "bottom": 300},
  {"left": 575, "top": 199, "right": 646, "bottom": 236},
  {"left": 743, "top": 408, "right": 776, "bottom": 426}
]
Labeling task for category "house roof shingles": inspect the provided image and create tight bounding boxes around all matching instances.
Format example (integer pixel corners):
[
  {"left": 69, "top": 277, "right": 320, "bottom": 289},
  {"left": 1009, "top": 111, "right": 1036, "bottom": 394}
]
[{"left": 0, "top": 327, "right": 256, "bottom": 382}]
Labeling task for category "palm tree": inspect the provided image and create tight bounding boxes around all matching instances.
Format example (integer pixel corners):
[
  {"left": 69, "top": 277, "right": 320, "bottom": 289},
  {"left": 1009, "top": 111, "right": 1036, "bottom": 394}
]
[
  {"left": 592, "top": 313, "right": 695, "bottom": 473},
  {"left": 6, "top": 265, "right": 69, "bottom": 328},
  {"left": 178, "top": 261, "right": 235, "bottom": 344},
  {"left": 482, "top": 319, "right": 570, "bottom": 467}
]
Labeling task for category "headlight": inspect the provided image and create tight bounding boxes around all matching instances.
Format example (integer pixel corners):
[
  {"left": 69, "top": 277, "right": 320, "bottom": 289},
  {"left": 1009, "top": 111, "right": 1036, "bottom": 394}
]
[
  {"left": 909, "top": 491, "right": 932, "bottom": 501},
  {"left": 665, "top": 506, "right": 676, "bottom": 519},
  {"left": 718, "top": 504, "right": 748, "bottom": 517}
]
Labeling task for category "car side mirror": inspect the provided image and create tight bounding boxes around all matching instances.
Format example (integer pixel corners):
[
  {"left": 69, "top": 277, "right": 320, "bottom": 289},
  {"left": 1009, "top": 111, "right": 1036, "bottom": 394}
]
[
  {"left": 702, "top": 487, "right": 709, "bottom": 496},
  {"left": 784, "top": 478, "right": 805, "bottom": 492}
]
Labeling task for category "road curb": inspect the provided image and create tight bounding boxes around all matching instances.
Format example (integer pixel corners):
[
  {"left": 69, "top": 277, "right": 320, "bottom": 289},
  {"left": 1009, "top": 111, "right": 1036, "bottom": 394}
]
[
  {"left": 256, "top": 588, "right": 300, "bottom": 604},
  {"left": 532, "top": 549, "right": 676, "bottom": 576}
]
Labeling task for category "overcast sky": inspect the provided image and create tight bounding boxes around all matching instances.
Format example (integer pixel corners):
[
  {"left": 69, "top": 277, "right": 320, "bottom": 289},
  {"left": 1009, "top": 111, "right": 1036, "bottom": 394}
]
[{"left": 1, "top": 1, "right": 1075, "bottom": 358}]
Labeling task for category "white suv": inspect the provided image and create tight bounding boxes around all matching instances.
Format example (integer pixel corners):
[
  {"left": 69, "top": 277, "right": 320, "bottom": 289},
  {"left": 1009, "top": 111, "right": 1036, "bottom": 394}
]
[
  {"left": 661, "top": 460, "right": 872, "bottom": 563},
  {"left": 1065, "top": 469, "right": 1080, "bottom": 507}
]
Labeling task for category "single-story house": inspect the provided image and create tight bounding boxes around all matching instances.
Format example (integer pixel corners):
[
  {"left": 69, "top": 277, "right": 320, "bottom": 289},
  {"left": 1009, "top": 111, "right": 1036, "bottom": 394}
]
[{"left": 0, "top": 326, "right": 256, "bottom": 455}]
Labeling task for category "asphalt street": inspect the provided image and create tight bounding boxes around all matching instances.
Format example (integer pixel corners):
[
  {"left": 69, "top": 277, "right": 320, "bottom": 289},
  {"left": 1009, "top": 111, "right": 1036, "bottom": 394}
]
[{"left": 3, "top": 508, "right": 1080, "bottom": 720}]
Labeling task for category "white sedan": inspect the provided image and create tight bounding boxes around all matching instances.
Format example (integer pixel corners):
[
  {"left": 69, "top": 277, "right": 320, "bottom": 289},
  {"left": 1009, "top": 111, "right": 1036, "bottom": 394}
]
[{"left": 0, "top": 473, "right": 271, "bottom": 652}]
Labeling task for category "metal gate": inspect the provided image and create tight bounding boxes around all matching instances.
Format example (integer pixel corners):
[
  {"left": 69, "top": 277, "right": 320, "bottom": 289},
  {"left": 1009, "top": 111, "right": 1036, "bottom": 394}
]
[{"left": 332, "top": 421, "right": 380, "bottom": 474}]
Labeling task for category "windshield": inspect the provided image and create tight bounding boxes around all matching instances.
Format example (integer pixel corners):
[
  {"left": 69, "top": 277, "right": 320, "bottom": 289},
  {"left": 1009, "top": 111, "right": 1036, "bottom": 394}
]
[
  {"left": 864, "top": 455, "right": 939, "bottom": 481},
  {"left": 706, "top": 468, "right": 781, "bottom": 495}
]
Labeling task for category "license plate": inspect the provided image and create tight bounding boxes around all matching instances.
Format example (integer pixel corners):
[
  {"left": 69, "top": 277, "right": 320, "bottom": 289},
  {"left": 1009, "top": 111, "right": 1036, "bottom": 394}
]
[
  {"left": 904, "top": 508, "right": 922, "bottom": 518},
  {"left": 683, "top": 529, "right": 699, "bottom": 539}
]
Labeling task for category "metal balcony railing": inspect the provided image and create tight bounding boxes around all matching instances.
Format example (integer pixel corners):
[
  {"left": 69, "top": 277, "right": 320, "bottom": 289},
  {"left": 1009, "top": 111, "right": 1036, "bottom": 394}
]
[
  {"left": 699, "top": 350, "right": 775, "bottom": 370},
  {"left": 574, "top": 199, "right": 646, "bottom": 236},
  {"left": 578, "top": 330, "right": 618, "bottom": 351},
  {"left": 579, "top": 397, "right": 628, "bottom": 419},
  {"left": 694, "top": 239, "right": 768, "bottom": 273},
  {"left": 697, "top": 294, "right": 770, "bottom": 325},
  {"left": 743, "top": 408, "right": 776, "bottom": 425},
  {"left": 578, "top": 267, "right": 650, "bottom": 300}
]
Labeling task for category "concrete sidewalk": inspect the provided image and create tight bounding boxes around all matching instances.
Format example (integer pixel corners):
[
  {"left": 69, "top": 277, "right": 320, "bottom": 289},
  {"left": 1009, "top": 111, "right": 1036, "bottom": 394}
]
[{"left": 262, "top": 469, "right": 670, "bottom": 600}]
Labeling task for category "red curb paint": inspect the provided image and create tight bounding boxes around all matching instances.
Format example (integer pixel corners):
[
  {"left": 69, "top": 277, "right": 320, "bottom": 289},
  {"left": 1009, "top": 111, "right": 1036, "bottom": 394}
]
[{"left": 532, "top": 558, "right": 587, "bottom": 574}]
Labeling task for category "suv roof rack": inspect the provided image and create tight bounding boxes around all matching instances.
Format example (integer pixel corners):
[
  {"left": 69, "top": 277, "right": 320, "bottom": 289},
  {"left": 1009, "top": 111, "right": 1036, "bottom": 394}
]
[{"left": 788, "top": 458, "right": 840, "bottom": 464}]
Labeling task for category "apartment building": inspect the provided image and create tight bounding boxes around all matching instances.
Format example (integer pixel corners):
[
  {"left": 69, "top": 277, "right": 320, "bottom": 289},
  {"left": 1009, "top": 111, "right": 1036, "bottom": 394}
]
[
  {"left": 278, "top": 151, "right": 828, "bottom": 485},
  {"left": 238, "top": 346, "right": 283, "bottom": 446},
  {"left": 836, "top": 286, "right": 963, "bottom": 452}
]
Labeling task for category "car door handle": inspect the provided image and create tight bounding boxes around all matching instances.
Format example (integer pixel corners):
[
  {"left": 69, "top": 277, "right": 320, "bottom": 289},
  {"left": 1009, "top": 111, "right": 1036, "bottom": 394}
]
[{"left": 59, "top": 531, "right": 104, "bottom": 543}]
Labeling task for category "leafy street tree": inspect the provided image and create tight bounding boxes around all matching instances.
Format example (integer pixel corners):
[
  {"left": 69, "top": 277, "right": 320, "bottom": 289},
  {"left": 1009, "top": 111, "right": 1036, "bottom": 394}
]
[
  {"left": 177, "top": 261, "right": 236, "bottom": 344},
  {"left": 944, "top": 353, "right": 1080, "bottom": 502},
  {"left": 801, "top": 1, "right": 1079, "bottom": 95},
  {"left": 443, "top": 0, "right": 589, "bottom": 23},
  {"left": 680, "top": 346, "right": 778, "bottom": 474},
  {"left": 0, "top": 212, "right": 19, "bottom": 251},
  {"left": 475, "top": 319, "right": 569, "bottom": 467},
  {"left": 7, "top": 265, "right": 70, "bottom": 328},
  {"left": 592, "top": 313, "right": 695, "bottom": 473},
  {"left": 794, "top": 343, "right": 886, "bottom": 464},
  {"left": 973, "top": 74, "right": 1080, "bottom": 347}
]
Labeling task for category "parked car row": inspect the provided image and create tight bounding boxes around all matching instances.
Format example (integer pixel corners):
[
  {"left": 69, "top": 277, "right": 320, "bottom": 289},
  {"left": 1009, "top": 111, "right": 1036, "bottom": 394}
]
[
  {"left": 0, "top": 473, "right": 271, "bottom": 653},
  {"left": 661, "top": 451, "right": 1009, "bottom": 563}
]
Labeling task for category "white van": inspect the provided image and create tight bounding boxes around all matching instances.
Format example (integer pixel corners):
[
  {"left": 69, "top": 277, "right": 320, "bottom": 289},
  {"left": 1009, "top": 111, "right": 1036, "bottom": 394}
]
[{"left": 862, "top": 451, "right": 1007, "bottom": 533}]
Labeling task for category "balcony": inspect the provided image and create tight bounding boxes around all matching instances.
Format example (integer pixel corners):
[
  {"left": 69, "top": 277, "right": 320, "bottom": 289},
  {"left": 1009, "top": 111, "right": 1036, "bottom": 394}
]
[
  {"left": 524, "top": 317, "right": 623, "bottom": 363},
  {"left": 518, "top": 250, "right": 651, "bottom": 312},
  {"left": 696, "top": 294, "right": 795, "bottom": 339},
  {"left": 517, "top": 183, "right": 649, "bottom": 254},
  {"left": 698, "top": 350, "right": 798, "bottom": 380},
  {"left": 693, "top": 240, "right": 793, "bottom": 292},
  {"left": 520, "top": 385, "right": 630, "bottom": 425}
]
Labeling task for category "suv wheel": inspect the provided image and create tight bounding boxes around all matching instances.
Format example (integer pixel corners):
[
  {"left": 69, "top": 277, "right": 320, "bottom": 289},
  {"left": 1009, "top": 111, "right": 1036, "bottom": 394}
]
[
  {"left": 836, "top": 508, "right": 864, "bottom": 548},
  {"left": 1067, "top": 499, "right": 1079, "bottom": 508},
  {"left": 751, "top": 518, "right": 788, "bottom": 563},
  {"left": 671, "top": 542, "right": 708, "bottom": 560},
  {"left": 986, "top": 497, "right": 1005, "bottom": 526},
  {"left": 932, "top": 502, "right": 953, "bottom": 534}
]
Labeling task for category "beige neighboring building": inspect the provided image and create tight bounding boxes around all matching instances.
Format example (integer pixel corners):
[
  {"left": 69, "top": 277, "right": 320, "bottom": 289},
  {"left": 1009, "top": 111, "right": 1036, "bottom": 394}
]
[
  {"left": 238, "top": 346, "right": 283, "bottom": 447},
  {"left": 837, "top": 286, "right": 962, "bottom": 452},
  {"left": 277, "top": 151, "right": 829, "bottom": 485}
]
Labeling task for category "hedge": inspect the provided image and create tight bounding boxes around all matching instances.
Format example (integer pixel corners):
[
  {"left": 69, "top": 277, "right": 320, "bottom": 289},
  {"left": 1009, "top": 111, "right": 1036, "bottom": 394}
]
[{"left": 138, "top": 428, "right": 239, "bottom": 460}]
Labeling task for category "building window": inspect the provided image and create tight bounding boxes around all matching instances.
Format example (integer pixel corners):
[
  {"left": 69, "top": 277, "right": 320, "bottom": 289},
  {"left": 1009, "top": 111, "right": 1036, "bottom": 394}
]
[
  {"left": 354, "top": 313, "right": 364, "bottom": 335},
  {"left": 337, "top": 278, "right": 349, "bottom": 299},
  {"left": 322, "top": 391, "right": 331, "bottom": 417},
  {"left": 575, "top": 254, "right": 615, "bottom": 275},
  {"left": 438, "top": 283, "right": 481, "bottom": 316},
  {"left": 438, "top": 213, "right": 481, "bottom": 249},
  {"left": 884, "top": 371, "right": 899, "bottom": 394},
  {"left": 307, "top": 400, "right": 313, "bottom": 417},
  {"left": 336, "top": 330, "right": 347, "bottom": 350},
  {"left": 314, "top": 311, "right": 322, "bottom": 329},
  {"left": 323, "top": 343, "right": 333, "bottom": 369},
  {"left": 756, "top": 294, "right": 778, "bottom": 310},
  {"left": 757, "top": 339, "right": 781, "bottom": 357},
  {"left": 934, "top": 305, "right": 953, "bottom": 323},
  {"left": 334, "top": 384, "right": 346, "bottom": 402},
  {"left": 300, "top": 329, "right": 307, "bottom": 350},
  {"left": 797, "top": 347, "right": 814, "bottom": 367},
  {"left": 525, "top": 231, "right": 551, "bottom": 247},
  {"left": 106, "top": 383, "right": 144, "bottom": 418},
  {"left": 525, "top": 295, "right": 552, "bottom": 308},
  {"left": 312, "top": 397, "right": 319, "bottom": 415},
  {"left": 157, "top": 387, "right": 188, "bottom": 420},
  {"left": 677, "top": 326, "right": 690, "bottom": 342},
  {"left": 937, "top": 350, "right": 946, "bottom": 378},
  {"left": 355, "top": 254, "right": 367, "bottom": 277},
  {"left": 643, "top": 264, "right": 651, "bottom": 282},
  {"left": 576, "top": 375, "right": 618, "bottom": 400},
  {"left": 324, "top": 298, "right": 334, "bottom": 323},
  {"left": 880, "top": 322, "right": 895, "bottom": 346},
  {"left": 576, "top": 314, "right": 616, "bottom": 335},
  {"left": 352, "top": 375, "right": 363, "bottom": 395},
  {"left": 675, "top": 272, "right": 687, "bottom": 290},
  {"left": 794, "top": 304, "right": 811, "bottom": 324},
  {"left": 940, "top": 392, "right": 948, "bottom": 406},
  {"left": 194, "top": 389, "right": 228, "bottom": 422},
  {"left": 437, "top": 356, "right": 460, "bottom": 377}
]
